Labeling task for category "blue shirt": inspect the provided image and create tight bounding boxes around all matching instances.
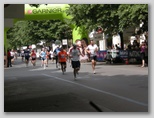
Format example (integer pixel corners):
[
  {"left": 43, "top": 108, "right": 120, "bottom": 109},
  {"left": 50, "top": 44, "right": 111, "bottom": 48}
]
[{"left": 40, "top": 51, "right": 46, "bottom": 59}]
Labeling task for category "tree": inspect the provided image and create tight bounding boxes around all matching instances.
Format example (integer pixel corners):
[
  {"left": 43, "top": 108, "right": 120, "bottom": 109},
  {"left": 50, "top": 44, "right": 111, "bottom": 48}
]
[
  {"left": 66, "top": 4, "right": 148, "bottom": 34},
  {"left": 7, "top": 21, "right": 31, "bottom": 49},
  {"left": 7, "top": 4, "right": 148, "bottom": 49},
  {"left": 66, "top": 4, "right": 148, "bottom": 49},
  {"left": 28, "top": 4, "right": 148, "bottom": 34},
  {"left": 26, "top": 20, "right": 72, "bottom": 43},
  {"left": 117, "top": 4, "right": 148, "bottom": 32},
  {"left": 66, "top": 4, "right": 120, "bottom": 34},
  {"left": 7, "top": 19, "right": 72, "bottom": 49}
]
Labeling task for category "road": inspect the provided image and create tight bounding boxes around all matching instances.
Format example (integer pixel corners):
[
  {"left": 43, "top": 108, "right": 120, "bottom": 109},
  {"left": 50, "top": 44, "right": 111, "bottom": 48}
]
[{"left": 4, "top": 57, "right": 148, "bottom": 112}]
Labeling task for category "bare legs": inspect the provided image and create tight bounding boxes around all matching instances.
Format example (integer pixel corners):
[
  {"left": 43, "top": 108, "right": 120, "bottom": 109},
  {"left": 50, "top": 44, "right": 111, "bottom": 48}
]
[
  {"left": 141, "top": 59, "right": 145, "bottom": 67},
  {"left": 91, "top": 59, "right": 96, "bottom": 74},
  {"left": 73, "top": 67, "right": 79, "bottom": 80}
]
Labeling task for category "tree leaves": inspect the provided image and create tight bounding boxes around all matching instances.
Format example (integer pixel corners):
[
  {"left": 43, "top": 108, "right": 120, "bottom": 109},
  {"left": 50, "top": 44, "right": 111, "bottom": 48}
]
[
  {"left": 66, "top": 4, "right": 148, "bottom": 34},
  {"left": 7, "top": 19, "right": 72, "bottom": 49},
  {"left": 7, "top": 4, "right": 148, "bottom": 49}
]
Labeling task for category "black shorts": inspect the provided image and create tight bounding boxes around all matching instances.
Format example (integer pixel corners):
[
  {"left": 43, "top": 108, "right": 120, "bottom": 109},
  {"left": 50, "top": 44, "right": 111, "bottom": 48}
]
[
  {"left": 41, "top": 57, "right": 46, "bottom": 61},
  {"left": 32, "top": 57, "right": 36, "bottom": 60},
  {"left": 141, "top": 52, "right": 145, "bottom": 60},
  {"left": 25, "top": 56, "right": 30, "bottom": 61},
  {"left": 11, "top": 56, "right": 14, "bottom": 59},
  {"left": 60, "top": 62, "right": 66, "bottom": 66},
  {"left": 71, "top": 61, "right": 80, "bottom": 69},
  {"left": 90, "top": 55, "right": 97, "bottom": 61},
  {"left": 21, "top": 54, "right": 24, "bottom": 57}
]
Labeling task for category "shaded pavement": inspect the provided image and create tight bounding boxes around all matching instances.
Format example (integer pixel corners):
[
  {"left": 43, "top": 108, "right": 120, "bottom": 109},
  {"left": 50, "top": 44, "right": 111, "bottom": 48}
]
[{"left": 4, "top": 57, "right": 148, "bottom": 112}]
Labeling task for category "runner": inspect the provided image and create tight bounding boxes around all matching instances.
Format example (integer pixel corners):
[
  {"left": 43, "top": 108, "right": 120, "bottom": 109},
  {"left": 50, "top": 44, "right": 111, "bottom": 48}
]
[
  {"left": 24, "top": 48, "right": 30, "bottom": 67},
  {"left": 69, "top": 44, "right": 83, "bottom": 80},
  {"left": 54, "top": 45, "right": 61, "bottom": 69},
  {"left": 67, "top": 45, "right": 73, "bottom": 67},
  {"left": 46, "top": 49, "right": 50, "bottom": 67},
  {"left": 86, "top": 40, "right": 98, "bottom": 74},
  {"left": 40, "top": 48, "right": 47, "bottom": 70},
  {"left": 58, "top": 47, "right": 68, "bottom": 74},
  {"left": 50, "top": 48, "right": 54, "bottom": 63},
  {"left": 30, "top": 50, "right": 37, "bottom": 67},
  {"left": 21, "top": 49, "right": 25, "bottom": 62}
]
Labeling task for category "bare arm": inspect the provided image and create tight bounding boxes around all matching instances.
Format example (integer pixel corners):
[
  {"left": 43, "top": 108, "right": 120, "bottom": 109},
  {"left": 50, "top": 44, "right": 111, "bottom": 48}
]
[
  {"left": 86, "top": 47, "right": 91, "bottom": 54},
  {"left": 78, "top": 48, "right": 84, "bottom": 57}
]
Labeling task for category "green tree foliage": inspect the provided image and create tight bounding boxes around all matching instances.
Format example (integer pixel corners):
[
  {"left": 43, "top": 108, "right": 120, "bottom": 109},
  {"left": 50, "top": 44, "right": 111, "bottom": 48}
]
[
  {"left": 7, "top": 20, "right": 72, "bottom": 49},
  {"left": 27, "top": 20, "right": 72, "bottom": 42},
  {"left": 66, "top": 4, "right": 148, "bottom": 34},
  {"left": 7, "top": 21, "right": 30, "bottom": 49},
  {"left": 66, "top": 4, "right": 120, "bottom": 34},
  {"left": 7, "top": 4, "right": 148, "bottom": 49},
  {"left": 117, "top": 4, "right": 148, "bottom": 31}
]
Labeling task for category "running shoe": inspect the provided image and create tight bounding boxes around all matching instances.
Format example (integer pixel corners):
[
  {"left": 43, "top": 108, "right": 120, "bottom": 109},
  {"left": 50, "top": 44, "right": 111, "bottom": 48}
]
[{"left": 93, "top": 70, "right": 96, "bottom": 74}]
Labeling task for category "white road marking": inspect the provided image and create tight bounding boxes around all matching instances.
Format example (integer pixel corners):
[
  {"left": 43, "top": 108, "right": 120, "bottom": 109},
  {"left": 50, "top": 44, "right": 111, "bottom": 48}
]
[{"left": 42, "top": 74, "right": 148, "bottom": 107}]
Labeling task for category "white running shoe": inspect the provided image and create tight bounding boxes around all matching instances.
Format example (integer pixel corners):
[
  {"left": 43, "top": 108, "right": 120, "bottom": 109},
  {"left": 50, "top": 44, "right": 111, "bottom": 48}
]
[{"left": 93, "top": 70, "right": 96, "bottom": 74}]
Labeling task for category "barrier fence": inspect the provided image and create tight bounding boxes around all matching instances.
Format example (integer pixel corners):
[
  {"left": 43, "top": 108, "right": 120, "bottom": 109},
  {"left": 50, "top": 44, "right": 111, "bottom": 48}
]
[{"left": 96, "top": 49, "right": 148, "bottom": 64}]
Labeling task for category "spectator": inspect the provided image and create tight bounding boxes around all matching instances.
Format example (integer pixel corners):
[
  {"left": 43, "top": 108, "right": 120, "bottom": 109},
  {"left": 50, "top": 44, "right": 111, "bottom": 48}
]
[
  {"left": 115, "top": 44, "right": 121, "bottom": 50},
  {"left": 140, "top": 42, "right": 147, "bottom": 67},
  {"left": 105, "top": 51, "right": 112, "bottom": 64},
  {"left": 7, "top": 49, "right": 12, "bottom": 67},
  {"left": 10, "top": 49, "right": 15, "bottom": 64}
]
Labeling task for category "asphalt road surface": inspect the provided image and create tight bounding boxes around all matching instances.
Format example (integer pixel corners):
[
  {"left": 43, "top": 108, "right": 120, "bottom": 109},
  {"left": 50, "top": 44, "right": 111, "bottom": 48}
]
[{"left": 4, "top": 58, "right": 148, "bottom": 112}]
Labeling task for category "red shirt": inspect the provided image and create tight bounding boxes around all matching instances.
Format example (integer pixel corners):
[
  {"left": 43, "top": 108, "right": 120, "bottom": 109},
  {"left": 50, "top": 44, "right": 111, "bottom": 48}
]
[
  {"left": 58, "top": 51, "right": 67, "bottom": 62},
  {"left": 7, "top": 51, "right": 11, "bottom": 57},
  {"left": 31, "top": 52, "right": 36, "bottom": 58}
]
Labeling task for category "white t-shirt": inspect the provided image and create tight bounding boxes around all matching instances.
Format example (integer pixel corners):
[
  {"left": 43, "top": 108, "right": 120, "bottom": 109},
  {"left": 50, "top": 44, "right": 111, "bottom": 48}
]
[
  {"left": 10, "top": 51, "right": 15, "bottom": 57},
  {"left": 69, "top": 47, "right": 80, "bottom": 61},
  {"left": 50, "top": 51, "right": 54, "bottom": 58},
  {"left": 87, "top": 44, "right": 98, "bottom": 56}
]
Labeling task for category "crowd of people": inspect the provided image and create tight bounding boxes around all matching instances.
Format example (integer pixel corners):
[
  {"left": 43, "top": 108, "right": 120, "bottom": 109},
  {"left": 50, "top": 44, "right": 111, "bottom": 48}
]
[
  {"left": 6, "top": 39, "right": 100, "bottom": 80},
  {"left": 6, "top": 37, "right": 148, "bottom": 80}
]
